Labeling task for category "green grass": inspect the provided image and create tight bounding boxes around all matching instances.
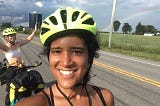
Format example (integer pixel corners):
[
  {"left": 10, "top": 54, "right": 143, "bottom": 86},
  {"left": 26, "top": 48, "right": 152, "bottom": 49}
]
[{"left": 97, "top": 32, "right": 160, "bottom": 61}]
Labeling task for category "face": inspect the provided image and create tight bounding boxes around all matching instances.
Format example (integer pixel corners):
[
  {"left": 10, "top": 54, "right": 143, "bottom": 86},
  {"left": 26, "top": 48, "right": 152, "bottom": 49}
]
[
  {"left": 4, "top": 34, "right": 16, "bottom": 44},
  {"left": 49, "top": 35, "right": 89, "bottom": 89}
]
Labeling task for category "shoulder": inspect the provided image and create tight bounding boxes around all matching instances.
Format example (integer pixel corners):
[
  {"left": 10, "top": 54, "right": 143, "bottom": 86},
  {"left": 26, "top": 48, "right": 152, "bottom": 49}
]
[
  {"left": 89, "top": 85, "right": 114, "bottom": 106},
  {"left": 14, "top": 91, "right": 49, "bottom": 106},
  {"left": 100, "top": 87, "right": 114, "bottom": 106}
]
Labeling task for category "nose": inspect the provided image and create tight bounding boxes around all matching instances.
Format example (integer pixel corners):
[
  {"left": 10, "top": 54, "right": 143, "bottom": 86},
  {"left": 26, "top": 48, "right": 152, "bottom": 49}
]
[{"left": 61, "top": 52, "right": 73, "bottom": 67}]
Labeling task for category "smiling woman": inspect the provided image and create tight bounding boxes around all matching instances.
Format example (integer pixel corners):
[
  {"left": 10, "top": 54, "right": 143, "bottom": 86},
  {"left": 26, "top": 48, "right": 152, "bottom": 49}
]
[{"left": 14, "top": 7, "right": 114, "bottom": 106}]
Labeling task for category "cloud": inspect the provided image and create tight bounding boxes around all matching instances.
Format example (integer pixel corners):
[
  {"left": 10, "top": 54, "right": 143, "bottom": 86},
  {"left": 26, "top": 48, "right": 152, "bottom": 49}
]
[
  {"left": 35, "top": 1, "right": 43, "bottom": 7},
  {"left": 0, "top": 16, "right": 23, "bottom": 24},
  {"left": 0, "top": 0, "right": 4, "bottom": 4},
  {"left": 0, "top": 0, "right": 160, "bottom": 31},
  {"left": 17, "top": 22, "right": 28, "bottom": 27},
  {"left": 68, "top": 0, "right": 87, "bottom": 5}
]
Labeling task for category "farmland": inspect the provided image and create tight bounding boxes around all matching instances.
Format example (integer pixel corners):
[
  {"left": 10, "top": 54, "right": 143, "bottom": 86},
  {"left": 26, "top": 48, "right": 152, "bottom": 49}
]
[{"left": 97, "top": 32, "right": 160, "bottom": 61}]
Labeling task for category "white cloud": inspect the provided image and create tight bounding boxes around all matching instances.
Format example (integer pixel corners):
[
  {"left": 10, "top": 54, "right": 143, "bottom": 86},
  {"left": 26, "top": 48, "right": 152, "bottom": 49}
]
[
  {"left": 35, "top": 1, "right": 43, "bottom": 8},
  {"left": 0, "top": 0, "right": 160, "bottom": 31},
  {"left": 31, "top": 11, "right": 37, "bottom": 13},
  {"left": 17, "top": 22, "right": 28, "bottom": 27},
  {"left": 0, "top": 16, "right": 23, "bottom": 24}
]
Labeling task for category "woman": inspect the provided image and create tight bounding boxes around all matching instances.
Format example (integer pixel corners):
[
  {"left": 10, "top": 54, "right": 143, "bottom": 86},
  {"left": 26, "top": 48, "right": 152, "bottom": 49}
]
[
  {"left": 0, "top": 24, "right": 44, "bottom": 106},
  {"left": 15, "top": 7, "right": 114, "bottom": 106},
  {"left": 0, "top": 25, "right": 37, "bottom": 66}
]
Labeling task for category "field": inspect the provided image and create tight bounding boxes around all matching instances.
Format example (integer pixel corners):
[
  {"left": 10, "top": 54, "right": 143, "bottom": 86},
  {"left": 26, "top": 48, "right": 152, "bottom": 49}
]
[{"left": 97, "top": 32, "right": 160, "bottom": 61}]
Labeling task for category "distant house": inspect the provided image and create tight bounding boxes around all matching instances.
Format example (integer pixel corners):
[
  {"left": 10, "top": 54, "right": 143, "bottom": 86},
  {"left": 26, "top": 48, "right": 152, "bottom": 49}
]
[
  {"left": 156, "top": 32, "right": 160, "bottom": 36},
  {"left": 144, "top": 33, "right": 154, "bottom": 36}
]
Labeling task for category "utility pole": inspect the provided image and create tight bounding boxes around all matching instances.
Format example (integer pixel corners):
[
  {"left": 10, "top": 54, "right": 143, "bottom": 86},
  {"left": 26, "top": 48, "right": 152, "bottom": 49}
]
[
  {"left": 108, "top": 0, "right": 117, "bottom": 48},
  {"left": 10, "top": 16, "right": 13, "bottom": 27}
]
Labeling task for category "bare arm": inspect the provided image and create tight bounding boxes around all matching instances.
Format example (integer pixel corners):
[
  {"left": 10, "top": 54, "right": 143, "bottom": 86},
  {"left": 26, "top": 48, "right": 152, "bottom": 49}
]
[
  {"left": 102, "top": 88, "right": 115, "bottom": 106},
  {"left": 14, "top": 92, "right": 48, "bottom": 106},
  {"left": 0, "top": 42, "right": 8, "bottom": 52},
  {"left": 19, "top": 24, "right": 38, "bottom": 46}
]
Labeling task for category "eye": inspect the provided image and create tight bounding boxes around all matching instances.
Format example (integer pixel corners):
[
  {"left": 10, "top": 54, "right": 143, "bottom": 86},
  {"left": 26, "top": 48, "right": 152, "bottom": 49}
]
[
  {"left": 50, "top": 48, "right": 61, "bottom": 55},
  {"left": 72, "top": 49, "right": 83, "bottom": 55}
]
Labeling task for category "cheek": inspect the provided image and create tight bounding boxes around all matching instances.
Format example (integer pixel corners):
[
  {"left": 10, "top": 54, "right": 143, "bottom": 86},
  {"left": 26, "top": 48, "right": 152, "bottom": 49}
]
[
  {"left": 79, "top": 58, "right": 88, "bottom": 67},
  {"left": 77, "top": 56, "right": 89, "bottom": 72},
  {"left": 4, "top": 37, "right": 8, "bottom": 40},
  {"left": 49, "top": 54, "right": 59, "bottom": 65},
  {"left": 49, "top": 54, "right": 59, "bottom": 76}
]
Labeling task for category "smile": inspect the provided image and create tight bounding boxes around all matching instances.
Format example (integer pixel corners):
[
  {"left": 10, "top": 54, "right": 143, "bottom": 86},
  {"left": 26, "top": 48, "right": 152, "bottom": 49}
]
[{"left": 59, "top": 70, "right": 74, "bottom": 76}]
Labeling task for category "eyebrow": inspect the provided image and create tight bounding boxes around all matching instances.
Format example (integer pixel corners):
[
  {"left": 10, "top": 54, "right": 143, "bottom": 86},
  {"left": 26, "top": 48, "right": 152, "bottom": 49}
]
[{"left": 50, "top": 47, "right": 85, "bottom": 50}]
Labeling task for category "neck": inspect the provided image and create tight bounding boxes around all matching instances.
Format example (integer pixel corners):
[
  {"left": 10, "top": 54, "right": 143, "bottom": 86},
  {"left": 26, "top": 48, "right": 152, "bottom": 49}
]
[
  {"left": 55, "top": 82, "right": 87, "bottom": 99},
  {"left": 6, "top": 42, "right": 17, "bottom": 48},
  {"left": 55, "top": 82, "right": 91, "bottom": 106}
]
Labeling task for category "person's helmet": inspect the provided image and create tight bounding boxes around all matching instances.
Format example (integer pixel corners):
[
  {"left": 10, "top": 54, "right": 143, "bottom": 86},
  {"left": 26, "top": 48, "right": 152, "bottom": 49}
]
[
  {"left": 2, "top": 28, "right": 16, "bottom": 36},
  {"left": 40, "top": 7, "right": 97, "bottom": 46}
]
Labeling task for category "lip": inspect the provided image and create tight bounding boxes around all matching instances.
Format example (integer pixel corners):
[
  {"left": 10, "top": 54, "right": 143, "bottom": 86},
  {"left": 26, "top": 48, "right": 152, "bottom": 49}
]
[{"left": 59, "top": 69, "right": 76, "bottom": 79}]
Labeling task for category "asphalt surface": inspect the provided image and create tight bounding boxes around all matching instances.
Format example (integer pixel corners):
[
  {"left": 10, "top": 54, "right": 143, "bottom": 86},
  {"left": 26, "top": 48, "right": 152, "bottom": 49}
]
[{"left": 0, "top": 35, "right": 160, "bottom": 106}]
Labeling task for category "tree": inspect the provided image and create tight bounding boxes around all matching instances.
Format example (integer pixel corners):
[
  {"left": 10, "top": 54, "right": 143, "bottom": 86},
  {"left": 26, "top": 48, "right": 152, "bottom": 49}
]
[
  {"left": 144, "top": 25, "right": 157, "bottom": 33},
  {"left": 113, "top": 20, "right": 121, "bottom": 32},
  {"left": 135, "top": 22, "right": 157, "bottom": 35},
  {"left": 135, "top": 22, "right": 145, "bottom": 35},
  {"left": 0, "top": 22, "right": 12, "bottom": 28},
  {"left": 15, "top": 26, "right": 24, "bottom": 31},
  {"left": 122, "top": 23, "right": 132, "bottom": 34}
]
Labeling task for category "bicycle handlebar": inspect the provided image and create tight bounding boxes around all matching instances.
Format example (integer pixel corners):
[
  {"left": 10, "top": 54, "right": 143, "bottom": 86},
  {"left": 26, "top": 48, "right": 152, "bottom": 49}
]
[
  {"left": 13, "top": 61, "right": 42, "bottom": 70},
  {"left": 0, "top": 61, "right": 42, "bottom": 80}
]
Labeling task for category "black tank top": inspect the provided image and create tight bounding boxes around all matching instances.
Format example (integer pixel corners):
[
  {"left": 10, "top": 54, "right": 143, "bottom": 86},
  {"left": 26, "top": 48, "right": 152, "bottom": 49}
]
[{"left": 42, "top": 85, "right": 107, "bottom": 106}]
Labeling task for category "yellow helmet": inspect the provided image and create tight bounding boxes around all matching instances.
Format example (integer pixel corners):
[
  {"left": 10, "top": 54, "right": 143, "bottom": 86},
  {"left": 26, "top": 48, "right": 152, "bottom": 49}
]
[
  {"left": 40, "top": 7, "right": 97, "bottom": 46},
  {"left": 3, "top": 28, "right": 16, "bottom": 36}
]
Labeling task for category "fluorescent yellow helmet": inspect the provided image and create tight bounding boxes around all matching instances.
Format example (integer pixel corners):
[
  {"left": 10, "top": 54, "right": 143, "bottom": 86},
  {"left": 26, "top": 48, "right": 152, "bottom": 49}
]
[
  {"left": 3, "top": 28, "right": 16, "bottom": 36},
  {"left": 40, "top": 7, "right": 97, "bottom": 46}
]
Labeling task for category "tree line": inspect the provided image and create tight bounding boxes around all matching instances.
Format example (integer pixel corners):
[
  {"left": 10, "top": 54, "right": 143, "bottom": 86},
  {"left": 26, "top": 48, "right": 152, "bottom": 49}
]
[
  {"left": 113, "top": 20, "right": 159, "bottom": 35},
  {"left": 0, "top": 21, "right": 159, "bottom": 35},
  {"left": 0, "top": 22, "right": 25, "bottom": 31},
  {"left": 0, "top": 22, "right": 34, "bottom": 35}
]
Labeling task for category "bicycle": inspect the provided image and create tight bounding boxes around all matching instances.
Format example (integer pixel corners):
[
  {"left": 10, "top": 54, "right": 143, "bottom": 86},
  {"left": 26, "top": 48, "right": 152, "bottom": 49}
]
[{"left": 0, "top": 60, "right": 45, "bottom": 106}]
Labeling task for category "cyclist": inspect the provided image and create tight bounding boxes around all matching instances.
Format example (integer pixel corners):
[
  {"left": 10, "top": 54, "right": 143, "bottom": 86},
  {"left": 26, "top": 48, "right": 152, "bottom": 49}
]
[
  {"left": 0, "top": 24, "right": 44, "bottom": 106},
  {"left": 15, "top": 7, "right": 114, "bottom": 106},
  {"left": 0, "top": 25, "right": 37, "bottom": 66}
]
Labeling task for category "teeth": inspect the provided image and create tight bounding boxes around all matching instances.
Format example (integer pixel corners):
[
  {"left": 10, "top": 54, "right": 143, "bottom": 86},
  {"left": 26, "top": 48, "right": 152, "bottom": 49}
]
[{"left": 60, "top": 70, "right": 74, "bottom": 75}]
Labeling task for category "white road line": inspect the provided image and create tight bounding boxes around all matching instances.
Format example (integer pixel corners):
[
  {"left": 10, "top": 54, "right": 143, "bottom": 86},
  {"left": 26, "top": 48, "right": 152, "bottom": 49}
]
[{"left": 99, "top": 51, "right": 160, "bottom": 67}]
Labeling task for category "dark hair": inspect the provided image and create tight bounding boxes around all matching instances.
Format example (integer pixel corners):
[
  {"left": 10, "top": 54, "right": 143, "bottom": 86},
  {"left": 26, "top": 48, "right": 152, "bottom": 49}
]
[{"left": 41, "top": 30, "right": 100, "bottom": 85}]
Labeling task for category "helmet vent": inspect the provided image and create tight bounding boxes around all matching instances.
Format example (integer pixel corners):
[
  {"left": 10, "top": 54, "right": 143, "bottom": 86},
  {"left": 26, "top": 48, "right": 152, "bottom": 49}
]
[
  {"left": 41, "top": 28, "right": 50, "bottom": 35},
  {"left": 60, "top": 10, "right": 67, "bottom": 23},
  {"left": 82, "top": 18, "right": 94, "bottom": 25},
  {"left": 43, "top": 21, "right": 49, "bottom": 25},
  {"left": 49, "top": 16, "right": 58, "bottom": 25},
  {"left": 81, "top": 13, "right": 88, "bottom": 18},
  {"left": 72, "top": 11, "right": 80, "bottom": 22}
]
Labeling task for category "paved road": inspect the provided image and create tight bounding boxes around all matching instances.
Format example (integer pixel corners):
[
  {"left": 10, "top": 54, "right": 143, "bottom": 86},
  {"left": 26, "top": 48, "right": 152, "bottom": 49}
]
[{"left": 0, "top": 35, "right": 160, "bottom": 106}]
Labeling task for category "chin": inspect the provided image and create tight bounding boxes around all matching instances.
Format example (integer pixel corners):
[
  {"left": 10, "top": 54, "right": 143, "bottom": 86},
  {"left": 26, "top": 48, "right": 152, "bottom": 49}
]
[{"left": 59, "top": 80, "right": 80, "bottom": 89}]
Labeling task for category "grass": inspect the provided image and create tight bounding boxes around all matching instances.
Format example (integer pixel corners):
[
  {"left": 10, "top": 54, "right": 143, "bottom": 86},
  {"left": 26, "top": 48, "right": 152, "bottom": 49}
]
[{"left": 97, "top": 32, "right": 160, "bottom": 61}]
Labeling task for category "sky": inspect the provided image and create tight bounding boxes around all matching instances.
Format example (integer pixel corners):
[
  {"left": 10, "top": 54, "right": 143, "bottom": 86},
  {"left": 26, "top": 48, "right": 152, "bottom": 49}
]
[{"left": 0, "top": 0, "right": 160, "bottom": 32}]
